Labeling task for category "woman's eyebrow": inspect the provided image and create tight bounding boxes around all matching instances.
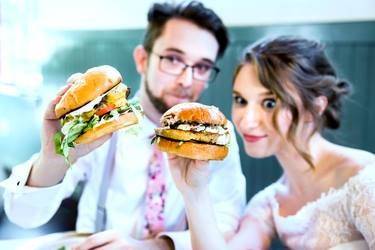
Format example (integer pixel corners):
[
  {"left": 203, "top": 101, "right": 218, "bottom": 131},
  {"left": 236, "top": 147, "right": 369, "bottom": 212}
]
[
  {"left": 259, "top": 90, "right": 274, "bottom": 96},
  {"left": 232, "top": 89, "right": 273, "bottom": 96}
]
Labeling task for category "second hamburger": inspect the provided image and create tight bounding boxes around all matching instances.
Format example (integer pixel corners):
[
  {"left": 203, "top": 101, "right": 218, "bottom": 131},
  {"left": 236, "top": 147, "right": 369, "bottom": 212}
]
[{"left": 153, "top": 102, "right": 230, "bottom": 160}]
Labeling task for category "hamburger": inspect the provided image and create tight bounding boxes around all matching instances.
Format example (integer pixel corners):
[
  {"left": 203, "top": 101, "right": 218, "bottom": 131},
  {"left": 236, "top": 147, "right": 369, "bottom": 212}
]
[
  {"left": 153, "top": 102, "right": 230, "bottom": 160},
  {"left": 54, "top": 65, "right": 143, "bottom": 161}
]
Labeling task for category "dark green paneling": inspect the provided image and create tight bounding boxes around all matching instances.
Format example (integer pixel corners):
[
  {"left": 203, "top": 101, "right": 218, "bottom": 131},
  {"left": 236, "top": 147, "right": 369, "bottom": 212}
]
[
  {"left": 42, "top": 30, "right": 144, "bottom": 98},
  {"left": 39, "top": 21, "right": 375, "bottom": 200}
]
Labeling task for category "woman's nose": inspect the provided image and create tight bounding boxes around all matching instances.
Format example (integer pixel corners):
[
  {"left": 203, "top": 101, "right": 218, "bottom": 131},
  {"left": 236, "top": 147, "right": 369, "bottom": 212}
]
[{"left": 241, "top": 105, "right": 261, "bottom": 129}]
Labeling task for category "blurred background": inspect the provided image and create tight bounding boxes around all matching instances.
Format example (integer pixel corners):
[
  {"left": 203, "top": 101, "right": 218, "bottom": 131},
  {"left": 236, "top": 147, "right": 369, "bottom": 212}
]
[{"left": 0, "top": 0, "right": 374, "bottom": 242}]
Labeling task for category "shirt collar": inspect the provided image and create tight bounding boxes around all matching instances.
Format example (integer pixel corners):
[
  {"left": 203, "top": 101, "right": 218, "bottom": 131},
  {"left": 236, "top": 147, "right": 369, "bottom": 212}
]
[
  {"left": 131, "top": 91, "right": 160, "bottom": 139},
  {"left": 142, "top": 115, "right": 158, "bottom": 138}
]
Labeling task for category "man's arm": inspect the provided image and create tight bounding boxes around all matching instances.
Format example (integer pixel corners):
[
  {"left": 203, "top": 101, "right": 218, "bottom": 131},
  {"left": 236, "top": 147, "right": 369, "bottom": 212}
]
[
  {"left": 1, "top": 150, "right": 92, "bottom": 228},
  {"left": 27, "top": 81, "right": 110, "bottom": 187},
  {"left": 72, "top": 230, "right": 175, "bottom": 250}
]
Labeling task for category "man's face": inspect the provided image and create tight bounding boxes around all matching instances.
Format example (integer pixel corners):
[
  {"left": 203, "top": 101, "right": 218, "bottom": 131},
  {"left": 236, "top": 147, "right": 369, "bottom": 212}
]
[{"left": 144, "top": 18, "right": 219, "bottom": 113}]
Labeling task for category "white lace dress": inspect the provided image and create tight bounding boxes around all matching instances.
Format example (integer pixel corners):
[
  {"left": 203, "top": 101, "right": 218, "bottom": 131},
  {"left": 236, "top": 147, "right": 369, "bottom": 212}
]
[{"left": 245, "top": 164, "right": 375, "bottom": 250}]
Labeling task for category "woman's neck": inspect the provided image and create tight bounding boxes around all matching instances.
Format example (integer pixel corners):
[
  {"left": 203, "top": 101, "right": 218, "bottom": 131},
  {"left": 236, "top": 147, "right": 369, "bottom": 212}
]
[{"left": 275, "top": 134, "right": 334, "bottom": 195}]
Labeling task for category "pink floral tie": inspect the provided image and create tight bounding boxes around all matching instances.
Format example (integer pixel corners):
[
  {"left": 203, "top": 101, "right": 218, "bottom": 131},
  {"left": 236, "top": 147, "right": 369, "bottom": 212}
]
[{"left": 143, "top": 144, "right": 166, "bottom": 238}]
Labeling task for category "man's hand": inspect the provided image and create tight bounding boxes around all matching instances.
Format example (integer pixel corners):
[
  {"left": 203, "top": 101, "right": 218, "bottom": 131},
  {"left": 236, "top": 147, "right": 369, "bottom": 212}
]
[
  {"left": 27, "top": 74, "right": 110, "bottom": 187},
  {"left": 41, "top": 73, "right": 110, "bottom": 165},
  {"left": 72, "top": 230, "right": 174, "bottom": 250}
]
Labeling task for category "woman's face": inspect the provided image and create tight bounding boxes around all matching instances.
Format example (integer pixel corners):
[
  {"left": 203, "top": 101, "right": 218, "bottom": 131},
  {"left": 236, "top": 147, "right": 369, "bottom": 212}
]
[{"left": 232, "top": 63, "right": 292, "bottom": 158}]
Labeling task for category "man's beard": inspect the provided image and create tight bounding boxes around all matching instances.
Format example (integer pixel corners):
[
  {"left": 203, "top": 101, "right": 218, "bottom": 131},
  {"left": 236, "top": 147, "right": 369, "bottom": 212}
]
[{"left": 145, "top": 79, "right": 170, "bottom": 114}]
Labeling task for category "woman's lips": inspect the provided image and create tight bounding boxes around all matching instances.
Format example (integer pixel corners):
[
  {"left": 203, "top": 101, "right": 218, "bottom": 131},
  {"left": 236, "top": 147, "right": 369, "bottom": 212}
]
[{"left": 243, "top": 134, "right": 267, "bottom": 143}]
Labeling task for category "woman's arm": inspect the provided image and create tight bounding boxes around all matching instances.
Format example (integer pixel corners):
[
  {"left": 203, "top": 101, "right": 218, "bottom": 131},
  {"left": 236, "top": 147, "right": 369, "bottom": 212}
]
[
  {"left": 182, "top": 185, "right": 272, "bottom": 250},
  {"left": 347, "top": 166, "right": 375, "bottom": 248},
  {"left": 168, "top": 155, "right": 272, "bottom": 250},
  {"left": 183, "top": 186, "right": 229, "bottom": 250},
  {"left": 227, "top": 215, "right": 272, "bottom": 250}
]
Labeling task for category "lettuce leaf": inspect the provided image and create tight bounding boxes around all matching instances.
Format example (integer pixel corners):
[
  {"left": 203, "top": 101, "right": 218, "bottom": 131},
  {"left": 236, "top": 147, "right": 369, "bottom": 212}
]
[
  {"left": 54, "top": 99, "right": 143, "bottom": 165},
  {"left": 55, "top": 117, "right": 91, "bottom": 165}
]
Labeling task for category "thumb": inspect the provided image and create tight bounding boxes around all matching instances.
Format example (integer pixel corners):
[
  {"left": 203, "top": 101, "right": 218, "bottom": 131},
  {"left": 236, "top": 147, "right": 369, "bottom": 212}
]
[
  {"left": 45, "top": 83, "right": 73, "bottom": 120},
  {"left": 167, "top": 153, "right": 178, "bottom": 161}
]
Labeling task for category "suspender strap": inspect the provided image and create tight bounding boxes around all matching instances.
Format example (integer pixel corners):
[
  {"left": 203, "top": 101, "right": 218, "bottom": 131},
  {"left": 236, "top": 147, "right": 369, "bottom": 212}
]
[{"left": 95, "top": 134, "right": 118, "bottom": 232}]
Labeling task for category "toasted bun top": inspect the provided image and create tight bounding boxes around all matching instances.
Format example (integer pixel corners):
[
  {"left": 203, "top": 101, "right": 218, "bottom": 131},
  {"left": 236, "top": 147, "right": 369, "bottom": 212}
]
[
  {"left": 55, "top": 65, "right": 123, "bottom": 119},
  {"left": 161, "top": 102, "right": 227, "bottom": 126}
]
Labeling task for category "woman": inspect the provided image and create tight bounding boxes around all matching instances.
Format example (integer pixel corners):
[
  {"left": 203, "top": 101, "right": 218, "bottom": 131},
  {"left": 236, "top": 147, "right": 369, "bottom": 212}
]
[{"left": 168, "top": 36, "right": 375, "bottom": 249}]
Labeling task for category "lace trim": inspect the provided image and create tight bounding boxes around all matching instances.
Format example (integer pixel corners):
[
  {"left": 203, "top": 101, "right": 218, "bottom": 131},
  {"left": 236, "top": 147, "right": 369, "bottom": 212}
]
[{"left": 273, "top": 163, "right": 375, "bottom": 221}]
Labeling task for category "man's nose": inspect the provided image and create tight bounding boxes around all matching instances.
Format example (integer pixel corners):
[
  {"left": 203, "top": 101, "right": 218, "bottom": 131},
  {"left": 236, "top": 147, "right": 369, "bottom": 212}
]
[{"left": 177, "top": 66, "right": 194, "bottom": 87}]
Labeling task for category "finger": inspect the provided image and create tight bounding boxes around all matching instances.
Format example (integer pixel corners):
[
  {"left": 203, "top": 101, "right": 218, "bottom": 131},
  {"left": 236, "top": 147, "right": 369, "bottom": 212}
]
[
  {"left": 66, "top": 72, "right": 83, "bottom": 84},
  {"left": 44, "top": 95, "right": 62, "bottom": 120},
  {"left": 89, "top": 134, "right": 112, "bottom": 149},
  {"left": 74, "top": 233, "right": 116, "bottom": 250},
  {"left": 44, "top": 83, "right": 74, "bottom": 120},
  {"left": 71, "top": 134, "right": 112, "bottom": 161},
  {"left": 194, "top": 160, "right": 209, "bottom": 168},
  {"left": 56, "top": 83, "right": 73, "bottom": 96},
  {"left": 77, "top": 134, "right": 112, "bottom": 156},
  {"left": 167, "top": 155, "right": 186, "bottom": 172},
  {"left": 95, "top": 241, "right": 125, "bottom": 250},
  {"left": 75, "top": 230, "right": 119, "bottom": 250},
  {"left": 45, "top": 72, "right": 82, "bottom": 121},
  {"left": 167, "top": 153, "right": 178, "bottom": 160}
]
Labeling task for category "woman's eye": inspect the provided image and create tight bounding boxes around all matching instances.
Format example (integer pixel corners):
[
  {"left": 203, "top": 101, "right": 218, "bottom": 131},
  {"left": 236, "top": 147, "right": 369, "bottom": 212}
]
[
  {"left": 262, "top": 98, "right": 277, "bottom": 110},
  {"left": 233, "top": 95, "right": 247, "bottom": 105}
]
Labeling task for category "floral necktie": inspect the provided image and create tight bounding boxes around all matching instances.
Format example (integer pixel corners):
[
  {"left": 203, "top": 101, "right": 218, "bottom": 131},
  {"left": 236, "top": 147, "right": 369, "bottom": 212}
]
[{"left": 143, "top": 144, "right": 166, "bottom": 238}]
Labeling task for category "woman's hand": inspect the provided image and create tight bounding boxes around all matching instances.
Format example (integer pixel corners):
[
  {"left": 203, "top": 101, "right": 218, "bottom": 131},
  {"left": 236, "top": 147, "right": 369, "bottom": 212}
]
[
  {"left": 167, "top": 154, "right": 210, "bottom": 197},
  {"left": 168, "top": 155, "right": 231, "bottom": 250}
]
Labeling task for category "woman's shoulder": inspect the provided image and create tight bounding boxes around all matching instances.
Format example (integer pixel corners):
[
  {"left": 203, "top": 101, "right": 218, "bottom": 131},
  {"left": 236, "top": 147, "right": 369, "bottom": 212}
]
[
  {"left": 336, "top": 148, "right": 375, "bottom": 192},
  {"left": 347, "top": 160, "right": 375, "bottom": 187},
  {"left": 338, "top": 146, "right": 374, "bottom": 165},
  {"left": 339, "top": 154, "right": 375, "bottom": 218},
  {"left": 333, "top": 146, "right": 375, "bottom": 180}
]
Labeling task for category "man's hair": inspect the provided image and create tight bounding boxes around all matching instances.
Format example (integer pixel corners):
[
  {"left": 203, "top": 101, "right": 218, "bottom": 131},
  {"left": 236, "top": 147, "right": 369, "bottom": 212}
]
[{"left": 143, "top": 1, "right": 229, "bottom": 58}]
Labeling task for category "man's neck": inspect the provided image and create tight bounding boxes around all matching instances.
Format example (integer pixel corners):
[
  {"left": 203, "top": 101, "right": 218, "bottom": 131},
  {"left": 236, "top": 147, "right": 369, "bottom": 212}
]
[{"left": 138, "top": 87, "right": 163, "bottom": 125}]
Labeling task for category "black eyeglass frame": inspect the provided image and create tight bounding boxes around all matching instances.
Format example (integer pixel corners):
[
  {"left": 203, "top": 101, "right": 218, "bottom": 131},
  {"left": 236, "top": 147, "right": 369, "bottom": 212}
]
[{"left": 152, "top": 52, "right": 220, "bottom": 82}]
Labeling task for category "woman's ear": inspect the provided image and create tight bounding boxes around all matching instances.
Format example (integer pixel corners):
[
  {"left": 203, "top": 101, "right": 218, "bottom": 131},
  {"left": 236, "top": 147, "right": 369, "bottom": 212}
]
[
  {"left": 314, "top": 95, "right": 328, "bottom": 116},
  {"left": 304, "top": 96, "right": 328, "bottom": 122},
  {"left": 133, "top": 45, "right": 148, "bottom": 74}
]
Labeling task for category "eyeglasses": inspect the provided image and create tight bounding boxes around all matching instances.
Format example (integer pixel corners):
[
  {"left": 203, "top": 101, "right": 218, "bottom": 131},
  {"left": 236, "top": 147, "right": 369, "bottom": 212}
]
[{"left": 152, "top": 52, "right": 220, "bottom": 82}]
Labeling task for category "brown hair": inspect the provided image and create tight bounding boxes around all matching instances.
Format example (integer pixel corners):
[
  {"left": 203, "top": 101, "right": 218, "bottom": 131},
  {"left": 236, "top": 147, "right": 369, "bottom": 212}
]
[
  {"left": 143, "top": 1, "right": 229, "bottom": 58},
  {"left": 234, "top": 36, "right": 351, "bottom": 167}
]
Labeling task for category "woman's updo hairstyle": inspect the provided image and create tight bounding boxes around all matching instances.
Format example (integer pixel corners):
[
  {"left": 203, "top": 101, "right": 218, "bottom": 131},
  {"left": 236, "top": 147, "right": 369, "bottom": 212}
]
[{"left": 234, "top": 36, "right": 351, "bottom": 167}]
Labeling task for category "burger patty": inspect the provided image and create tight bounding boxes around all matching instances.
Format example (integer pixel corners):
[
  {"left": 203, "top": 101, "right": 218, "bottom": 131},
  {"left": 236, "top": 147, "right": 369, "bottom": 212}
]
[{"left": 155, "top": 128, "right": 229, "bottom": 145}]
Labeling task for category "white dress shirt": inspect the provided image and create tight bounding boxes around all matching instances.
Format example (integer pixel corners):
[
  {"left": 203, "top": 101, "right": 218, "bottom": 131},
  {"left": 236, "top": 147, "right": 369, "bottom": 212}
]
[{"left": 1, "top": 115, "right": 246, "bottom": 250}]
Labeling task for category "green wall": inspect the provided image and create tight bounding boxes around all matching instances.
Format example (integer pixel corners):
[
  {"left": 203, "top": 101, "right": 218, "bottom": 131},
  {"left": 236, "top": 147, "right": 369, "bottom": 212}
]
[{"left": 42, "top": 21, "right": 375, "bottom": 199}]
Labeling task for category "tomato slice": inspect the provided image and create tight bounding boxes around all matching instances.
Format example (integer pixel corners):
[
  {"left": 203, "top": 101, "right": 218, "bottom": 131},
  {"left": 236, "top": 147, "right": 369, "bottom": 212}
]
[{"left": 95, "top": 103, "right": 116, "bottom": 116}]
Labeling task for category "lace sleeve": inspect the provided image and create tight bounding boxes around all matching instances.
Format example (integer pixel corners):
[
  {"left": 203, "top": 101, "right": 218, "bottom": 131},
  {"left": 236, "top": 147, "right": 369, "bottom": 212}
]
[{"left": 346, "top": 167, "right": 375, "bottom": 248}]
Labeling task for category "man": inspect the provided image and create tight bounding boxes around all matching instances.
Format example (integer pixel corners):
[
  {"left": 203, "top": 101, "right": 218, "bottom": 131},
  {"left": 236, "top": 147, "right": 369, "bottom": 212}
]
[{"left": 1, "top": 2, "right": 245, "bottom": 249}]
